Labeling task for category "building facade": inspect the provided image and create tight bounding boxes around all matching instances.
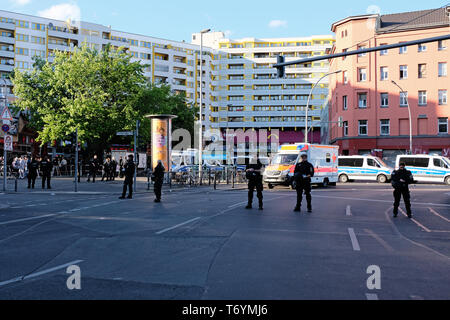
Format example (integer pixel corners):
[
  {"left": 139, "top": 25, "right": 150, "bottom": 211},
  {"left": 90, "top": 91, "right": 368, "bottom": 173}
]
[
  {"left": 0, "top": 9, "right": 334, "bottom": 152},
  {"left": 328, "top": 8, "right": 450, "bottom": 163}
]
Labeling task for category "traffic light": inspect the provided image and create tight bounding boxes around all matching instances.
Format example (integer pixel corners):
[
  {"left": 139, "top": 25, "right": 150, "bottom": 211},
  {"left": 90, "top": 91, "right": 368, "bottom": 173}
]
[{"left": 276, "top": 55, "right": 285, "bottom": 78}]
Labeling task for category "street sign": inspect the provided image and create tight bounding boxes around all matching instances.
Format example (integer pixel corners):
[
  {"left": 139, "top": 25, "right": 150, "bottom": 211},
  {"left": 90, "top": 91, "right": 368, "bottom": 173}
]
[
  {"left": 1, "top": 106, "right": 13, "bottom": 121},
  {"left": 4, "top": 134, "right": 13, "bottom": 151},
  {"left": 1, "top": 124, "right": 9, "bottom": 133},
  {"left": 116, "top": 131, "right": 134, "bottom": 136}
]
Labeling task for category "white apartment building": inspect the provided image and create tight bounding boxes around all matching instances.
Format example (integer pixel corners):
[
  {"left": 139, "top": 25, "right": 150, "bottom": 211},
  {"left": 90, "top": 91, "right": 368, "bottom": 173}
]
[{"left": 1, "top": 10, "right": 334, "bottom": 145}]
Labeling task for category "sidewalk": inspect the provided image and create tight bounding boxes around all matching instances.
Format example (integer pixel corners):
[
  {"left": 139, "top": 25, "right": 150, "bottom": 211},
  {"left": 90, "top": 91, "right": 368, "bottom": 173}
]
[{"left": 0, "top": 176, "right": 247, "bottom": 195}]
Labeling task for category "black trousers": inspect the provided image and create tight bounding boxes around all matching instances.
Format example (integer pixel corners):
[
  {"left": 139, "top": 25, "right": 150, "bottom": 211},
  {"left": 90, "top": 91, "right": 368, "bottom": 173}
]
[
  {"left": 296, "top": 183, "right": 312, "bottom": 209},
  {"left": 42, "top": 174, "right": 51, "bottom": 189},
  {"left": 102, "top": 171, "right": 110, "bottom": 181},
  {"left": 28, "top": 174, "right": 37, "bottom": 188},
  {"left": 122, "top": 180, "right": 133, "bottom": 198},
  {"left": 248, "top": 180, "right": 263, "bottom": 206},
  {"left": 88, "top": 171, "right": 96, "bottom": 182},
  {"left": 393, "top": 187, "right": 411, "bottom": 215},
  {"left": 154, "top": 180, "right": 163, "bottom": 200}
]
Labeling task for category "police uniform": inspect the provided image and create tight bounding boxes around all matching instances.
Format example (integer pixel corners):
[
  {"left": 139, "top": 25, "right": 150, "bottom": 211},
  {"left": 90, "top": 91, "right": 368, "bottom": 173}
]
[
  {"left": 120, "top": 158, "right": 135, "bottom": 199},
  {"left": 87, "top": 158, "right": 99, "bottom": 183},
  {"left": 246, "top": 161, "right": 264, "bottom": 210},
  {"left": 40, "top": 158, "right": 52, "bottom": 189},
  {"left": 391, "top": 167, "right": 414, "bottom": 218},
  {"left": 27, "top": 159, "right": 39, "bottom": 189},
  {"left": 153, "top": 162, "right": 165, "bottom": 202},
  {"left": 293, "top": 159, "right": 315, "bottom": 212}
]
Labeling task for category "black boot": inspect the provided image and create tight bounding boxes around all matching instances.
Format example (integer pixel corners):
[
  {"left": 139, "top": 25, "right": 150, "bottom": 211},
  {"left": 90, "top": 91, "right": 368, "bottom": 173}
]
[
  {"left": 245, "top": 203, "right": 252, "bottom": 209},
  {"left": 393, "top": 208, "right": 398, "bottom": 218},
  {"left": 294, "top": 204, "right": 301, "bottom": 212},
  {"left": 258, "top": 201, "right": 263, "bottom": 211}
]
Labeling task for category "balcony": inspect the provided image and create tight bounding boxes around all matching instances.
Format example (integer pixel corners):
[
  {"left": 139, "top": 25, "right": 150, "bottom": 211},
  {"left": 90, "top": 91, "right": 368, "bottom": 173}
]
[
  {"left": 0, "top": 50, "right": 14, "bottom": 59},
  {"left": 0, "top": 22, "right": 16, "bottom": 31},
  {"left": 0, "top": 36, "right": 14, "bottom": 45},
  {"left": 48, "top": 43, "right": 71, "bottom": 52},
  {"left": 48, "top": 29, "right": 79, "bottom": 41},
  {"left": 0, "top": 64, "right": 14, "bottom": 72}
]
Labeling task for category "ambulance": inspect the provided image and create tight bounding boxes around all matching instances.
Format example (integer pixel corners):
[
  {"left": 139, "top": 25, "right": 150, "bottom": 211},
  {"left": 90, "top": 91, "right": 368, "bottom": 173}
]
[{"left": 263, "top": 143, "right": 339, "bottom": 189}]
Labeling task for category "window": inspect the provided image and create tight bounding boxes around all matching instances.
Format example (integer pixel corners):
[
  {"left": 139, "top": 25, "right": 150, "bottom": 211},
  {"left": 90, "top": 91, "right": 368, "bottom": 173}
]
[
  {"left": 439, "top": 90, "right": 447, "bottom": 105},
  {"left": 399, "top": 65, "right": 408, "bottom": 79},
  {"left": 399, "top": 45, "right": 407, "bottom": 54},
  {"left": 15, "top": 20, "right": 29, "bottom": 28},
  {"left": 358, "top": 68, "right": 367, "bottom": 82},
  {"left": 438, "top": 118, "right": 448, "bottom": 134},
  {"left": 380, "top": 120, "right": 390, "bottom": 136},
  {"left": 418, "top": 64, "right": 426, "bottom": 78},
  {"left": 32, "top": 23, "right": 45, "bottom": 31},
  {"left": 343, "top": 71, "right": 348, "bottom": 84},
  {"left": 438, "top": 63, "right": 447, "bottom": 77},
  {"left": 380, "top": 44, "right": 388, "bottom": 56},
  {"left": 15, "top": 33, "right": 29, "bottom": 42},
  {"left": 358, "top": 45, "right": 366, "bottom": 57},
  {"left": 30, "top": 36, "right": 45, "bottom": 45},
  {"left": 380, "top": 67, "right": 388, "bottom": 81},
  {"left": 342, "top": 48, "right": 347, "bottom": 60},
  {"left": 343, "top": 95, "right": 348, "bottom": 110},
  {"left": 15, "top": 61, "right": 29, "bottom": 69},
  {"left": 399, "top": 157, "right": 429, "bottom": 168},
  {"left": 380, "top": 93, "right": 389, "bottom": 108},
  {"left": 438, "top": 40, "right": 447, "bottom": 51},
  {"left": 358, "top": 93, "right": 367, "bottom": 108},
  {"left": 358, "top": 120, "right": 368, "bottom": 136},
  {"left": 15, "top": 47, "right": 29, "bottom": 56},
  {"left": 434, "top": 158, "right": 448, "bottom": 168},
  {"left": 400, "top": 92, "right": 408, "bottom": 107},
  {"left": 343, "top": 121, "right": 348, "bottom": 136},
  {"left": 418, "top": 91, "right": 427, "bottom": 106},
  {"left": 418, "top": 44, "right": 427, "bottom": 52},
  {"left": 338, "top": 158, "right": 364, "bottom": 167}
]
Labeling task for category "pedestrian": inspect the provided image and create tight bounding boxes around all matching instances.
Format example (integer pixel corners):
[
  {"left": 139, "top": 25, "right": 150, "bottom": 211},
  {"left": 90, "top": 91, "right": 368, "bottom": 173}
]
[
  {"left": 60, "top": 157, "right": 67, "bottom": 176},
  {"left": 87, "top": 155, "right": 99, "bottom": 183},
  {"left": 119, "top": 154, "right": 135, "bottom": 199},
  {"left": 40, "top": 156, "right": 52, "bottom": 189},
  {"left": 18, "top": 156, "right": 26, "bottom": 179},
  {"left": 245, "top": 158, "right": 264, "bottom": 210},
  {"left": 101, "top": 158, "right": 111, "bottom": 182},
  {"left": 52, "top": 156, "right": 60, "bottom": 177},
  {"left": 110, "top": 157, "right": 117, "bottom": 181},
  {"left": 152, "top": 160, "right": 165, "bottom": 203},
  {"left": 293, "top": 153, "right": 315, "bottom": 213},
  {"left": 27, "top": 157, "right": 39, "bottom": 189},
  {"left": 391, "top": 162, "right": 414, "bottom": 219},
  {"left": 119, "top": 156, "right": 124, "bottom": 178}
]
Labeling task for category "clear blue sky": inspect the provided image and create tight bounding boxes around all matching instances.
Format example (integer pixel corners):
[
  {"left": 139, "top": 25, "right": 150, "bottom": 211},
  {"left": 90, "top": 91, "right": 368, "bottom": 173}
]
[{"left": 4, "top": 0, "right": 450, "bottom": 41}]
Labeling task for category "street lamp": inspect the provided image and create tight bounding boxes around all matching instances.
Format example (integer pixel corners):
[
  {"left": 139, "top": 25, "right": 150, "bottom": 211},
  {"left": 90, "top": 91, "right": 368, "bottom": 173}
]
[
  {"left": 304, "top": 70, "right": 342, "bottom": 144},
  {"left": 198, "top": 28, "right": 210, "bottom": 184},
  {"left": 1, "top": 78, "right": 8, "bottom": 192},
  {"left": 392, "top": 80, "right": 413, "bottom": 154}
]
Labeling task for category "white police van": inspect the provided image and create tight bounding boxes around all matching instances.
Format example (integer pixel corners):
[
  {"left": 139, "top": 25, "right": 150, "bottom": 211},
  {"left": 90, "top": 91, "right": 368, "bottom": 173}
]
[
  {"left": 395, "top": 154, "right": 450, "bottom": 185},
  {"left": 338, "top": 156, "right": 393, "bottom": 183}
]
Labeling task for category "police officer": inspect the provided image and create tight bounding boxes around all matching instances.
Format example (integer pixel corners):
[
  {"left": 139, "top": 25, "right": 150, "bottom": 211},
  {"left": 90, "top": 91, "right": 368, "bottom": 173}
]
[
  {"left": 101, "top": 158, "right": 111, "bottom": 182},
  {"left": 27, "top": 157, "right": 39, "bottom": 189},
  {"left": 293, "top": 154, "right": 315, "bottom": 213},
  {"left": 245, "top": 158, "right": 264, "bottom": 210},
  {"left": 391, "top": 162, "right": 414, "bottom": 218},
  {"left": 153, "top": 160, "right": 165, "bottom": 203},
  {"left": 110, "top": 157, "right": 117, "bottom": 181},
  {"left": 40, "top": 156, "right": 52, "bottom": 189},
  {"left": 119, "top": 154, "right": 135, "bottom": 199},
  {"left": 87, "top": 155, "right": 99, "bottom": 183}
]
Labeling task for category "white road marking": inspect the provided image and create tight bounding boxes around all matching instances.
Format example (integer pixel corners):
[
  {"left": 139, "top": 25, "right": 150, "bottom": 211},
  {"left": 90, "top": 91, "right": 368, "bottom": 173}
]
[
  {"left": 364, "top": 229, "right": 395, "bottom": 253},
  {"left": 314, "top": 195, "right": 450, "bottom": 207},
  {"left": 366, "top": 293, "right": 379, "bottom": 300},
  {"left": 0, "top": 214, "right": 57, "bottom": 226},
  {"left": 0, "top": 260, "right": 84, "bottom": 287},
  {"left": 346, "top": 205, "right": 352, "bottom": 216},
  {"left": 156, "top": 217, "right": 201, "bottom": 235},
  {"left": 428, "top": 208, "right": 450, "bottom": 223},
  {"left": 398, "top": 208, "right": 431, "bottom": 233},
  {"left": 228, "top": 201, "right": 248, "bottom": 209},
  {"left": 348, "top": 228, "right": 361, "bottom": 251}
]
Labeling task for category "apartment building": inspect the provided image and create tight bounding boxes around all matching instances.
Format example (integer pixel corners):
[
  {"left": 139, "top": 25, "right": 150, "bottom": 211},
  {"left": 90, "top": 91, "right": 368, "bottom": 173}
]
[
  {"left": 328, "top": 8, "right": 450, "bottom": 161},
  {"left": 1, "top": 9, "right": 334, "bottom": 150}
]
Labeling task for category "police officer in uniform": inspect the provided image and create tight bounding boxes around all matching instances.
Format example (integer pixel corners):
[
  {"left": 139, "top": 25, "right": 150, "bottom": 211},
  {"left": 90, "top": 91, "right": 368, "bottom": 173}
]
[
  {"left": 119, "top": 154, "right": 135, "bottom": 199},
  {"left": 293, "top": 154, "right": 315, "bottom": 213},
  {"left": 245, "top": 158, "right": 264, "bottom": 210},
  {"left": 391, "top": 162, "right": 414, "bottom": 218},
  {"left": 27, "top": 157, "right": 39, "bottom": 189},
  {"left": 101, "top": 157, "right": 111, "bottom": 182},
  {"left": 87, "top": 155, "right": 99, "bottom": 183},
  {"left": 40, "top": 156, "right": 52, "bottom": 189},
  {"left": 152, "top": 160, "right": 165, "bottom": 203}
]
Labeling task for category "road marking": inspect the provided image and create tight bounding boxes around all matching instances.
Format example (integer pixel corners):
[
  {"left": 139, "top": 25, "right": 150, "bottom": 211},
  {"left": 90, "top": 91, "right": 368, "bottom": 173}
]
[
  {"left": 228, "top": 201, "right": 248, "bottom": 209},
  {"left": 0, "top": 260, "right": 84, "bottom": 287},
  {"left": 346, "top": 205, "right": 352, "bottom": 216},
  {"left": 428, "top": 208, "right": 450, "bottom": 223},
  {"left": 156, "top": 217, "right": 201, "bottom": 235},
  {"left": 366, "top": 293, "right": 379, "bottom": 300},
  {"left": 0, "top": 214, "right": 57, "bottom": 226},
  {"left": 314, "top": 195, "right": 450, "bottom": 208},
  {"left": 348, "top": 228, "right": 361, "bottom": 251},
  {"left": 364, "top": 229, "right": 395, "bottom": 253},
  {"left": 398, "top": 208, "right": 431, "bottom": 233}
]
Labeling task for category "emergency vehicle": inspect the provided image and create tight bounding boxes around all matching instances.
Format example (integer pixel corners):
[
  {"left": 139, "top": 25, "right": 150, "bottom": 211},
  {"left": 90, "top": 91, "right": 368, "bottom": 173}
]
[
  {"left": 338, "top": 155, "right": 393, "bottom": 183},
  {"left": 395, "top": 154, "right": 450, "bottom": 185}
]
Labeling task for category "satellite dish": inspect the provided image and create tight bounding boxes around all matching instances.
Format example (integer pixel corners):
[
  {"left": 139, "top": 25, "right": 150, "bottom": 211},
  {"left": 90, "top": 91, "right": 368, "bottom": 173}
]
[
  {"left": 8, "top": 60, "right": 14, "bottom": 65},
  {"left": 48, "top": 23, "right": 54, "bottom": 29},
  {"left": 8, "top": 45, "right": 13, "bottom": 51}
]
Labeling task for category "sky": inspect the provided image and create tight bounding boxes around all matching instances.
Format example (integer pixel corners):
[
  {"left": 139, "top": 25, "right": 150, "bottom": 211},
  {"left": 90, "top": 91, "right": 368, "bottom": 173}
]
[{"left": 3, "top": 0, "right": 449, "bottom": 42}]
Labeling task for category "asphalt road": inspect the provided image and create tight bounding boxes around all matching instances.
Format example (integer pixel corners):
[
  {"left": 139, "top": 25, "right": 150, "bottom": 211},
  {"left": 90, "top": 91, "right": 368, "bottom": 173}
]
[{"left": 0, "top": 183, "right": 449, "bottom": 300}]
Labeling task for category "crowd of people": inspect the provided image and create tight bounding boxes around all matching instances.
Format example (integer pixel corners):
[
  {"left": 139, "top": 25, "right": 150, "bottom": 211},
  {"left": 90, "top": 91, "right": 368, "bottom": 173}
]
[{"left": 0, "top": 155, "right": 70, "bottom": 180}]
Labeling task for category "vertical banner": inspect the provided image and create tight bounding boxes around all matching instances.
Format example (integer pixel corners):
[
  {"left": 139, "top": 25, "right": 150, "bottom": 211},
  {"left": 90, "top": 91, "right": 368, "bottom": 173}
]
[{"left": 152, "top": 118, "right": 169, "bottom": 172}]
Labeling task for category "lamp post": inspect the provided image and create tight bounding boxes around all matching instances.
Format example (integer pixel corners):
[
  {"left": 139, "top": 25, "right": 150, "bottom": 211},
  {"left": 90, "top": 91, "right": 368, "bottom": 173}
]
[
  {"left": 198, "top": 28, "right": 210, "bottom": 185},
  {"left": 304, "top": 70, "right": 342, "bottom": 144},
  {"left": 1, "top": 78, "right": 7, "bottom": 192},
  {"left": 392, "top": 80, "right": 413, "bottom": 154}
]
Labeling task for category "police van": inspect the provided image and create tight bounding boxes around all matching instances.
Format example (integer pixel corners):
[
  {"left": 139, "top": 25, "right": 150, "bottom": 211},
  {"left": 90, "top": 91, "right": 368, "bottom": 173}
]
[
  {"left": 395, "top": 154, "right": 450, "bottom": 185},
  {"left": 338, "top": 156, "right": 393, "bottom": 183}
]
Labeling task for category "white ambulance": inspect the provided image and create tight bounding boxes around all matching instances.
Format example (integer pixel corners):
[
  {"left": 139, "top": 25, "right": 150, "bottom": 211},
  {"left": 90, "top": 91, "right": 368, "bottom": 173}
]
[{"left": 263, "top": 143, "right": 339, "bottom": 188}]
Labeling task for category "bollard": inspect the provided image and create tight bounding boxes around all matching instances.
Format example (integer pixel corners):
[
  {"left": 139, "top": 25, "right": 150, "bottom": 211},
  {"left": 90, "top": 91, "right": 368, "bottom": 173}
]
[
  {"left": 169, "top": 171, "right": 172, "bottom": 190},
  {"left": 232, "top": 168, "right": 235, "bottom": 189},
  {"left": 214, "top": 171, "right": 217, "bottom": 190}
]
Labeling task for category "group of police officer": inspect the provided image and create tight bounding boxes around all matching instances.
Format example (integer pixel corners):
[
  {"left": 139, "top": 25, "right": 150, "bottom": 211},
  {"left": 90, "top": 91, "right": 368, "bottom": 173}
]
[{"left": 245, "top": 153, "right": 414, "bottom": 218}]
